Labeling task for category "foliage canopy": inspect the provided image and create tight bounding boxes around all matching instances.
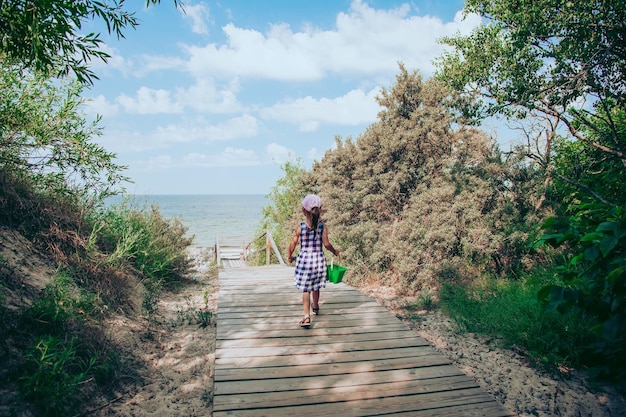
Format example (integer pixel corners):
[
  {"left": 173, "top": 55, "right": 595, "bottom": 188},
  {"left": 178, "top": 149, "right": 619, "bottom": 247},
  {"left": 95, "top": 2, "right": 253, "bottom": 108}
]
[{"left": 0, "top": 0, "right": 179, "bottom": 84}]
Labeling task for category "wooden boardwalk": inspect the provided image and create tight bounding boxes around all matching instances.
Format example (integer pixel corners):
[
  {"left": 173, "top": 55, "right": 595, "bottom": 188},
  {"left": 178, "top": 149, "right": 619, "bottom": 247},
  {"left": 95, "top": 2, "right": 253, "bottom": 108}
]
[{"left": 214, "top": 265, "right": 513, "bottom": 417}]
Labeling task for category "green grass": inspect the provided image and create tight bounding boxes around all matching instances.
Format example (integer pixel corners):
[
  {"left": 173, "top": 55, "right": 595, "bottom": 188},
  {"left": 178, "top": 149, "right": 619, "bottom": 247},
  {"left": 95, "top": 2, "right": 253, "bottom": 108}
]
[
  {"left": 16, "top": 270, "right": 121, "bottom": 416},
  {"left": 438, "top": 274, "right": 597, "bottom": 371}
]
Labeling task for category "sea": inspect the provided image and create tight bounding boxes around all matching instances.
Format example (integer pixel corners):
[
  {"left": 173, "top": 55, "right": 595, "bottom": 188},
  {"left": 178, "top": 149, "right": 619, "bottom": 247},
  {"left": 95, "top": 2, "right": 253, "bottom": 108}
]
[{"left": 106, "top": 194, "right": 268, "bottom": 248}]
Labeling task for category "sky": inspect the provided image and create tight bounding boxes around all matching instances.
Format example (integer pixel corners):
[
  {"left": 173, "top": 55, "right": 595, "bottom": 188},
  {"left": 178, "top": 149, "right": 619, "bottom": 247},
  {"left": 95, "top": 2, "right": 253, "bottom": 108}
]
[{"left": 83, "top": 0, "right": 483, "bottom": 195}]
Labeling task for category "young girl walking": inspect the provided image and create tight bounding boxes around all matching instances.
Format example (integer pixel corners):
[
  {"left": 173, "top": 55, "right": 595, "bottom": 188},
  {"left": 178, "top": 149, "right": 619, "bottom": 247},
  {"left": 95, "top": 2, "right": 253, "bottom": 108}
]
[{"left": 288, "top": 194, "right": 340, "bottom": 327}]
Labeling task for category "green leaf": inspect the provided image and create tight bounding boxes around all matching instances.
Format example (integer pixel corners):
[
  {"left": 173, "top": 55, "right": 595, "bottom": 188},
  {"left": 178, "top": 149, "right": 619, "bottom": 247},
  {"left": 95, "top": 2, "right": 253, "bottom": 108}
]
[
  {"left": 599, "top": 236, "right": 618, "bottom": 257},
  {"left": 597, "top": 221, "right": 619, "bottom": 234},
  {"left": 570, "top": 253, "right": 585, "bottom": 266},
  {"left": 580, "top": 232, "right": 602, "bottom": 242},
  {"left": 583, "top": 246, "right": 600, "bottom": 261}
]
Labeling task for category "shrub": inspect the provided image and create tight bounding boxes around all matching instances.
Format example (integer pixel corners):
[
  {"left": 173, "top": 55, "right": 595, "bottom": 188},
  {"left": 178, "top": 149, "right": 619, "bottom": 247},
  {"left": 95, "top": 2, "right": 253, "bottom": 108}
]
[{"left": 94, "top": 201, "right": 192, "bottom": 285}]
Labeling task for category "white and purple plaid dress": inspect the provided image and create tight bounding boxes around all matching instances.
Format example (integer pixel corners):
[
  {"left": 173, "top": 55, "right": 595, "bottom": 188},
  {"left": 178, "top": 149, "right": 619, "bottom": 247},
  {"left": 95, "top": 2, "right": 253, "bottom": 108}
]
[{"left": 294, "top": 221, "right": 327, "bottom": 292}]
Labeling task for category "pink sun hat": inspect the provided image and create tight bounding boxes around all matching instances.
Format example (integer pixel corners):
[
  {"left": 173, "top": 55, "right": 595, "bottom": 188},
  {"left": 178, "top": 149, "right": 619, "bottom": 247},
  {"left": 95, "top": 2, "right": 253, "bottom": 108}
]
[{"left": 302, "top": 194, "right": 322, "bottom": 212}]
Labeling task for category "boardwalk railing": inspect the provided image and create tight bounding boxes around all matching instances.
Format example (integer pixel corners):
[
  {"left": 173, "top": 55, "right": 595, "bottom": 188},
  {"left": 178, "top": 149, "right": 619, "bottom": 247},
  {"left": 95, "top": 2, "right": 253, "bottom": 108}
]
[
  {"left": 215, "top": 230, "right": 285, "bottom": 268},
  {"left": 244, "top": 230, "right": 285, "bottom": 266}
]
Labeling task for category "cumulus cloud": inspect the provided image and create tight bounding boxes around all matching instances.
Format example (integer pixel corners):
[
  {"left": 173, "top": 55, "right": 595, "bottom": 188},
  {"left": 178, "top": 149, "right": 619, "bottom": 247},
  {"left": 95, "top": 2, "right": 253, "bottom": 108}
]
[
  {"left": 117, "top": 87, "right": 184, "bottom": 114},
  {"left": 94, "top": 78, "right": 242, "bottom": 116},
  {"left": 89, "top": 44, "right": 185, "bottom": 79},
  {"left": 181, "top": 0, "right": 481, "bottom": 80},
  {"left": 176, "top": 78, "right": 243, "bottom": 113},
  {"left": 260, "top": 88, "right": 381, "bottom": 130},
  {"left": 134, "top": 145, "right": 291, "bottom": 171}
]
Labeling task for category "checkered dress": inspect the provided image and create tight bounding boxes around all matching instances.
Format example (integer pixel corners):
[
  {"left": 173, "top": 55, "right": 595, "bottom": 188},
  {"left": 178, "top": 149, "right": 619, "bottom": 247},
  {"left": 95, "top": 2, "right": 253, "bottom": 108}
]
[{"left": 294, "top": 221, "right": 327, "bottom": 292}]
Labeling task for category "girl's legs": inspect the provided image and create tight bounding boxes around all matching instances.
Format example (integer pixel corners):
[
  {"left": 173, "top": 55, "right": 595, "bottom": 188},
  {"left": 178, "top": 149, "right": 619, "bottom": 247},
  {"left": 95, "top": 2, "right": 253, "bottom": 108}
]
[
  {"left": 302, "top": 292, "right": 311, "bottom": 317},
  {"left": 312, "top": 290, "right": 320, "bottom": 313}
]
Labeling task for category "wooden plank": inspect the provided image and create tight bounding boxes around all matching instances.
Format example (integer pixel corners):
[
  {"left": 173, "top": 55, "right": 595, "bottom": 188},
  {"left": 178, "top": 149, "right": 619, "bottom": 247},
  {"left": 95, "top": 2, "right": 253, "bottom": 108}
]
[
  {"left": 216, "top": 322, "right": 409, "bottom": 342},
  {"left": 216, "top": 330, "right": 419, "bottom": 349},
  {"left": 216, "top": 316, "right": 404, "bottom": 336},
  {"left": 215, "top": 353, "right": 451, "bottom": 381},
  {"left": 215, "top": 346, "right": 443, "bottom": 369},
  {"left": 383, "top": 401, "right": 515, "bottom": 417},
  {"left": 214, "top": 266, "right": 513, "bottom": 417},
  {"left": 214, "top": 365, "right": 468, "bottom": 396},
  {"left": 215, "top": 337, "right": 432, "bottom": 359},
  {"left": 213, "top": 388, "right": 501, "bottom": 417},
  {"left": 214, "top": 374, "right": 479, "bottom": 410}
]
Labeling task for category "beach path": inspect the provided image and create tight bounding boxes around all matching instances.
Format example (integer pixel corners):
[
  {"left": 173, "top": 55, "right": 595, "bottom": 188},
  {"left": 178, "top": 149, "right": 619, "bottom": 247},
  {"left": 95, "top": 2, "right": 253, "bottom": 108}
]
[{"left": 213, "top": 265, "right": 513, "bottom": 417}]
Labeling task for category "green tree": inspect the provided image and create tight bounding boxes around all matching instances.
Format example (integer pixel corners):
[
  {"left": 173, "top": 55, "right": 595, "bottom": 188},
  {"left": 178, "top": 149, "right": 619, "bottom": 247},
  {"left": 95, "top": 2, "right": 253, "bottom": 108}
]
[
  {"left": 308, "top": 66, "right": 541, "bottom": 289},
  {"left": 0, "top": 63, "right": 127, "bottom": 198},
  {"left": 539, "top": 102, "right": 626, "bottom": 380},
  {"left": 0, "top": 0, "right": 179, "bottom": 84},
  {"left": 437, "top": 0, "right": 626, "bottom": 167},
  {"left": 436, "top": 0, "right": 626, "bottom": 379}
]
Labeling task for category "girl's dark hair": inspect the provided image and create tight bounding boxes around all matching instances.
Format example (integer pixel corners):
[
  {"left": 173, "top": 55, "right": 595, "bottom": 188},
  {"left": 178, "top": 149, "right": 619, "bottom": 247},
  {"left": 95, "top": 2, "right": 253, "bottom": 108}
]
[
  {"left": 311, "top": 207, "right": 320, "bottom": 229},
  {"left": 304, "top": 207, "right": 321, "bottom": 230}
]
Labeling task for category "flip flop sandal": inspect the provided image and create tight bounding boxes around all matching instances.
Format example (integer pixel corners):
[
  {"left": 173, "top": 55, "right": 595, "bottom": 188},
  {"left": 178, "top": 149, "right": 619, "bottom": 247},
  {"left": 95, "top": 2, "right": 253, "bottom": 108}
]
[
  {"left": 299, "top": 316, "right": 311, "bottom": 327},
  {"left": 312, "top": 306, "right": 319, "bottom": 315}
]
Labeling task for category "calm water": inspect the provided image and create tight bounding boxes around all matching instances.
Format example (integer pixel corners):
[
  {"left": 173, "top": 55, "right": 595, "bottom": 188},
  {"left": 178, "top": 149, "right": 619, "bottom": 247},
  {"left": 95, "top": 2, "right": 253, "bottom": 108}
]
[{"left": 107, "top": 194, "right": 268, "bottom": 248}]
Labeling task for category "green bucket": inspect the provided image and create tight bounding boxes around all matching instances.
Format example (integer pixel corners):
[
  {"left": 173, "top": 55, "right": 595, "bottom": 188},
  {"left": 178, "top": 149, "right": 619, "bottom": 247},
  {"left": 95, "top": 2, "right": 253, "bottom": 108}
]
[{"left": 327, "top": 263, "right": 347, "bottom": 284}]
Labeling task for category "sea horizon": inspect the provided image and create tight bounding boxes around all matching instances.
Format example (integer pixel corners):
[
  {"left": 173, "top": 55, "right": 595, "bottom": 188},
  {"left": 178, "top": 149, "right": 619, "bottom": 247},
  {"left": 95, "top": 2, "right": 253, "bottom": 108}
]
[{"left": 106, "top": 194, "right": 269, "bottom": 248}]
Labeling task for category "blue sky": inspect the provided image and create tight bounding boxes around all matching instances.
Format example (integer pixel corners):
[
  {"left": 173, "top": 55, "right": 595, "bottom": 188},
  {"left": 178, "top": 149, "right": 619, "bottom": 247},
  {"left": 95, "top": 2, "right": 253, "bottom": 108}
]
[{"left": 83, "top": 0, "right": 482, "bottom": 195}]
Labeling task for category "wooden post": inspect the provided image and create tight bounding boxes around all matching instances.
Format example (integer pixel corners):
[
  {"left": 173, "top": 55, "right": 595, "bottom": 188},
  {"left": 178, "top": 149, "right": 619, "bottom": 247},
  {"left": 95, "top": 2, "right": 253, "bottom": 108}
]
[
  {"left": 266, "top": 232, "right": 270, "bottom": 265},
  {"left": 267, "top": 230, "right": 285, "bottom": 265},
  {"left": 215, "top": 237, "right": 221, "bottom": 268}
]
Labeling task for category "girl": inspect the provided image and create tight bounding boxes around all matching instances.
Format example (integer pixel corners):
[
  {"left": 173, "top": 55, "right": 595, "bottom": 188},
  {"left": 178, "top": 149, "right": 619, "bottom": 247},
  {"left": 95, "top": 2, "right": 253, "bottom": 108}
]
[{"left": 288, "top": 194, "right": 340, "bottom": 327}]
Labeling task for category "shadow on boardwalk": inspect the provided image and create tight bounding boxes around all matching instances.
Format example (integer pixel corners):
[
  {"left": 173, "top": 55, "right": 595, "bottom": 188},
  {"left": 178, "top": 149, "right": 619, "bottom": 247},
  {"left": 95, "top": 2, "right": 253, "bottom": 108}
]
[{"left": 213, "top": 265, "right": 513, "bottom": 417}]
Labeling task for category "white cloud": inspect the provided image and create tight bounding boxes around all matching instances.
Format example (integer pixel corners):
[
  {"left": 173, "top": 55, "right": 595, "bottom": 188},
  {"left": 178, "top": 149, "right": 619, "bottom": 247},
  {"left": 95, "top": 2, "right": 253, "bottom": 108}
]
[
  {"left": 101, "top": 78, "right": 242, "bottom": 116},
  {"left": 89, "top": 44, "right": 184, "bottom": 78},
  {"left": 86, "top": 94, "right": 119, "bottom": 117},
  {"left": 180, "top": 0, "right": 481, "bottom": 81},
  {"left": 118, "top": 87, "right": 184, "bottom": 114},
  {"left": 183, "top": 23, "right": 324, "bottom": 81},
  {"left": 176, "top": 78, "right": 243, "bottom": 113},
  {"left": 181, "top": 2, "right": 211, "bottom": 35},
  {"left": 260, "top": 88, "right": 381, "bottom": 130}
]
